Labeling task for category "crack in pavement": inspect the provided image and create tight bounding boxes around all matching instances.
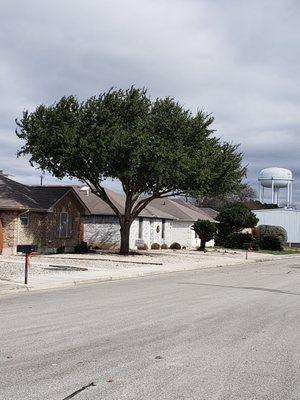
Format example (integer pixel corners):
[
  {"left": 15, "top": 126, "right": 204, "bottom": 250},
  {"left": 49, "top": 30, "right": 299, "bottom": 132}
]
[
  {"left": 62, "top": 382, "right": 96, "bottom": 399},
  {"left": 178, "top": 282, "right": 300, "bottom": 296}
]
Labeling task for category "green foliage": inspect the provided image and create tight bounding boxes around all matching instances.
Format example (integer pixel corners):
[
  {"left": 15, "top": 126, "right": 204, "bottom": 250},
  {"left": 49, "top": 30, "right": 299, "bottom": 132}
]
[
  {"left": 56, "top": 246, "right": 65, "bottom": 254},
  {"left": 259, "top": 235, "right": 283, "bottom": 251},
  {"left": 192, "top": 219, "right": 217, "bottom": 251},
  {"left": 74, "top": 241, "right": 90, "bottom": 254},
  {"left": 16, "top": 87, "right": 245, "bottom": 254},
  {"left": 216, "top": 203, "right": 258, "bottom": 246},
  {"left": 170, "top": 242, "right": 181, "bottom": 250},
  {"left": 257, "top": 225, "right": 287, "bottom": 245},
  {"left": 161, "top": 243, "right": 168, "bottom": 249},
  {"left": 151, "top": 243, "right": 161, "bottom": 250},
  {"left": 225, "top": 232, "right": 259, "bottom": 250}
]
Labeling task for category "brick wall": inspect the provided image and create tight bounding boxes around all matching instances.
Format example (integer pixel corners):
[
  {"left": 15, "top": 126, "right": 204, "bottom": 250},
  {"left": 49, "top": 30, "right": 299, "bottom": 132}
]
[
  {"left": 41, "top": 192, "right": 82, "bottom": 252},
  {"left": 0, "top": 211, "right": 19, "bottom": 255},
  {"left": 0, "top": 192, "right": 83, "bottom": 255},
  {"left": 82, "top": 215, "right": 121, "bottom": 249},
  {"left": 82, "top": 216, "right": 173, "bottom": 250}
]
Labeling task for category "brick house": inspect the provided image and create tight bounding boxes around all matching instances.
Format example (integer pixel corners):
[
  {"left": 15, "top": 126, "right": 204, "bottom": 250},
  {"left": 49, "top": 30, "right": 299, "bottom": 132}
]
[{"left": 0, "top": 174, "right": 88, "bottom": 255}]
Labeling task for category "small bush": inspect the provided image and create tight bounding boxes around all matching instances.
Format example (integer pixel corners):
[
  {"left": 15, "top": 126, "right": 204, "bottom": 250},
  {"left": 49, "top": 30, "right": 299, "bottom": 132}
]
[
  {"left": 74, "top": 241, "right": 90, "bottom": 254},
  {"left": 137, "top": 243, "right": 148, "bottom": 250},
  {"left": 91, "top": 242, "right": 119, "bottom": 250},
  {"left": 170, "top": 242, "right": 181, "bottom": 250},
  {"left": 151, "top": 243, "right": 161, "bottom": 250},
  {"left": 257, "top": 225, "right": 287, "bottom": 245},
  {"left": 259, "top": 234, "right": 283, "bottom": 251},
  {"left": 161, "top": 243, "right": 168, "bottom": 249},
  {"left": 56, "top": 246, "right": 65, "bottom": 254}
]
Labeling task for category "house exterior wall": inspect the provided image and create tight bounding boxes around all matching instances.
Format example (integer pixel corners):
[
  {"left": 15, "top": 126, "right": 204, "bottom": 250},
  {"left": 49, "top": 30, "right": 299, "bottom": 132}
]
[
  {"left": 82, "top": 215, "right": 121, "bottom": 249},
  {"left": 0, "top": 192, "right": 83, "bottom": 255},
  {"left": 82, "top": 216, "right": 211, "bottom": 249},
  {"left": 171, "top": 221, "right": 214, "bottom": 249},
  {"left": 41, "top": 192, "right": 82, "bottom": 252},
  {"left": 0, "top": 211, "right": 19, "bottom": 255},
  {"left": 254, "top": 209, "right": 300, "bottom": 244},
  {"left": 82, "top": 216, "right": 173, "bottom": 249},
  {"left": 172, "top": 221, "right": 194, "bottom": 248}
]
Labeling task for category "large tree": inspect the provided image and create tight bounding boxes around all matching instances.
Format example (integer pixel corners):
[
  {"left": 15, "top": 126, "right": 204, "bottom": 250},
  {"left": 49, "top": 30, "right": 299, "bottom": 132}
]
[{"left": 16, "top": 87, "right": 245, "bottom": 254}]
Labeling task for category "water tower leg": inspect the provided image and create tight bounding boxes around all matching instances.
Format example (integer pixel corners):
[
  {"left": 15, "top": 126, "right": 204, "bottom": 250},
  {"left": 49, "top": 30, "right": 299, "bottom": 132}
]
[
  {"left": 259, "top": 184, "right": 262, "bottom": 203},
  {"left": 290, "top": 183, "right": 293, "bottom": 208},
  {"left": 287, "top": 182, "right": 290, "bottom": 208},
  {"left": 275, "top": 188, "right": 279, "bottom": 206},
  {"left": 271, "top": 179, "right": 274, "bottom": 204}
]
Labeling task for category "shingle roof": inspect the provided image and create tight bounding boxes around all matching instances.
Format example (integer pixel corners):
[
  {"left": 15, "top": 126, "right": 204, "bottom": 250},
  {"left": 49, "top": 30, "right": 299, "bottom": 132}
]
[
  {"left": 74, "top": 187, "right": 217, "bottom": 222},
  {"left": 73, "top": 187, "right": 175, "bottom": 219},
  {"left": 171, "top": 199, "right": 219, "bottom": 219},
  {"left": 150, "top": 198, "right": 216, "bottom": 222},
  {"left": 0, "top": 175, "right": 75, "bottom": 211}
]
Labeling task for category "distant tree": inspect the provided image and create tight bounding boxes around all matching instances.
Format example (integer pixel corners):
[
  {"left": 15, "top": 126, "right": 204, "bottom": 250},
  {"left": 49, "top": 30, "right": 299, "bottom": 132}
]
[
  {"left": 193, "top": 183, "right": 257, "bottom": 211},
  {"left": 216, "top": 203, "right": 258, "bottom": 246},
  {"left": 16, "top": 87, "right": 245, "bottom": 254},
  {"left": 192, "top": 219, "right": 217, "bottom": 252}
]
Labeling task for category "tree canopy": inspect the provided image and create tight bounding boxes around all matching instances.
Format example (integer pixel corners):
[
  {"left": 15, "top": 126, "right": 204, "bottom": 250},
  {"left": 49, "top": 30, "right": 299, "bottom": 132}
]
[
  {"left": 16, "top": 87, "right": 246, "bottom": 253},
  {"left": 216, "top": 203, "right": 259, "bottom": 246}
]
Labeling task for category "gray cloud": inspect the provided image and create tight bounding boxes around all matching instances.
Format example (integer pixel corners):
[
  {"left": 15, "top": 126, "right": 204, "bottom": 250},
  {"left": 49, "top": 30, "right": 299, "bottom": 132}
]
[{"left": 0, "top": 0, "right": 299, "bottom": 204}]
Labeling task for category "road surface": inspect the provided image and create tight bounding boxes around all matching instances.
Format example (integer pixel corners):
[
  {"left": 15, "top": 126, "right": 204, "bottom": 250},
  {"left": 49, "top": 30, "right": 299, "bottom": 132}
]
[{"left": 1, "top": 258, "right": 299, "bottom": 399}]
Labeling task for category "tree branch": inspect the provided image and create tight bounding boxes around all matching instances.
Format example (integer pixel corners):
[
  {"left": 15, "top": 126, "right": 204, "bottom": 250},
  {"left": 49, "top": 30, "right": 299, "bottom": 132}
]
[{"left": 82, "top": 179, "right": 123, "bottom": 223}]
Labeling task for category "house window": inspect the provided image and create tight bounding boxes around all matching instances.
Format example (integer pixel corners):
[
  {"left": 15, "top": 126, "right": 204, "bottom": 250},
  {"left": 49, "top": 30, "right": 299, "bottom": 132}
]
[
  {"left": 162, "top": 219, "right": 166, "bottom": 239},
  {"left": 20, "top": 214, "right": 29, "bottom": 227},
  {"left": 138, "top": 218, "right": 143, "bottom": 239},
  {"left": 59, "top": 208, "right": 71, "bottom": 238}
]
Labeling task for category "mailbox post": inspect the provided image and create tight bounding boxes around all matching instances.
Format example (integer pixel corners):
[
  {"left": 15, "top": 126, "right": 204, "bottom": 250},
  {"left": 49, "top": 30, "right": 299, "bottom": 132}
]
[
  {"left": 244, "top": 242, "right": 253, "bottom": 260},
  {"left": 16, "top": 245, "right": 37, "bottom": 284}
]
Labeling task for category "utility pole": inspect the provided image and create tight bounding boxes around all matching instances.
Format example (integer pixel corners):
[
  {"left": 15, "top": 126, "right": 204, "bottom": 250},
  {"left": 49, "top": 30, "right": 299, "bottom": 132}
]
[{"left": 40, "top": 171, "right": 45, "bottom": 186}]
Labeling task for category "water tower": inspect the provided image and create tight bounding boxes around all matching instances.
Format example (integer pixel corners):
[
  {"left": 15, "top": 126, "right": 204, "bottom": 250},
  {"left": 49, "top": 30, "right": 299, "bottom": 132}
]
[{"left": 258, "top": 167, "right": 293, "bottom": 207}]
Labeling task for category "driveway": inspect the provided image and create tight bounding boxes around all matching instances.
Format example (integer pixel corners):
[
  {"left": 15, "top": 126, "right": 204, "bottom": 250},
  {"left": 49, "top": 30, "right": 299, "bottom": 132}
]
[{"left": 0, "top": 258, "right": 299, "bottom": 399}]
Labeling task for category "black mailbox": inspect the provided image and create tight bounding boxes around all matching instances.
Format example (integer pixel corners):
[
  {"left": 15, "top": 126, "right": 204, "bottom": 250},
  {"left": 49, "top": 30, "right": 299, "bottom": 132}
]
[{"left": 17, "top": 244, "right": 37, "bottom": 254}]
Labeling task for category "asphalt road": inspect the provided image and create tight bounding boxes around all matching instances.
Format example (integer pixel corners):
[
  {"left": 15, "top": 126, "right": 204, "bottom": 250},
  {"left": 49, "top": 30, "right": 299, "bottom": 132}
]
[{"left": 1, "top": 258, "right": 300, "bottom": 400}]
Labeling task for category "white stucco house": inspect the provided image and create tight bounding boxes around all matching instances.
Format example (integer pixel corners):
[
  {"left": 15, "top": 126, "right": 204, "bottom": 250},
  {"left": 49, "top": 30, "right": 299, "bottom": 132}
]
[{"left": 74, "top": 187, "right": 218, "bottom": 249}]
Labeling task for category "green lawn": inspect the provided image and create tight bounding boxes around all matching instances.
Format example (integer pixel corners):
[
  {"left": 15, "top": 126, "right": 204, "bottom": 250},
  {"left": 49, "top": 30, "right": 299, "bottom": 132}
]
[{"left": 257, "top": 249, "right": 300, "bottom": 255}]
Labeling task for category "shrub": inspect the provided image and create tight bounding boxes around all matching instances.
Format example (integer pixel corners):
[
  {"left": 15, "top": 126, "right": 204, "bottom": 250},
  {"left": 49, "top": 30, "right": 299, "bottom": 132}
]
[
  {"left": 137, "top": 243, "right": 148, "bottom": 250},
  {"left": 225, "top": 232, "right": 259, "bottom": 250},
  {"left": 74, "top": 241, "right": 90, "bottom": 254},
  {"left": 161, "top": 243, "right": 168, "bottom": 249},
  {"left": 151, "top": 243, "right": 161, "bottom": 250},
  {"left": 56, "top": 246, "right": 65, "bottom": 254},
  {"left": 257, "top": 225, "right": 287, "bottom": 245},
  {"left": 259, "top": 234, "right": 283, "bottom": 251},
  {"left": 170, "top": 242, "right": 181, "bottom": 250},
  {"left": 216, "top": 203, "right": 258, "bottom": 246}
]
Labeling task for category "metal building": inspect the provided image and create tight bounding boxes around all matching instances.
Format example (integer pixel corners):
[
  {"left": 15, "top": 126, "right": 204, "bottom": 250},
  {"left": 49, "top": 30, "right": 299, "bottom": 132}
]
[{"left": 254, "top": 208, "right": 300, "bottom": 245}]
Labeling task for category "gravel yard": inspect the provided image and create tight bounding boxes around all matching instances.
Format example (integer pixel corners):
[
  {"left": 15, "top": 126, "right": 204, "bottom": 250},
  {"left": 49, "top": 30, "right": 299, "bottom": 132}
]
[{"left": 0, "top": 249, "right": 276, "bottom": 281}]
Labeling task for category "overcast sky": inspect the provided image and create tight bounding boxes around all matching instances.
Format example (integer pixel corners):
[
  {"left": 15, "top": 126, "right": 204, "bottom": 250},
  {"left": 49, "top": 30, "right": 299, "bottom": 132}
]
[{"left": 1, "top": 0, "right": 299, "bottom": 205}]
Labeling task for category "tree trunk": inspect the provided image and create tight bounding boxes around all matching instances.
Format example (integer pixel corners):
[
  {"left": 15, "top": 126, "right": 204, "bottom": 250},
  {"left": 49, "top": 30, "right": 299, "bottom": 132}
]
[
  {"left": 120, "top": 221, "right": 131, "bottom": 254},
  {"left": 199, "top": 237, "right": 206, "bottom": 252}
]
